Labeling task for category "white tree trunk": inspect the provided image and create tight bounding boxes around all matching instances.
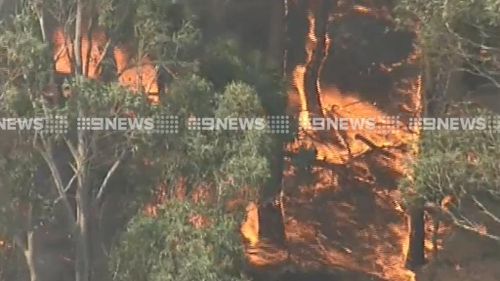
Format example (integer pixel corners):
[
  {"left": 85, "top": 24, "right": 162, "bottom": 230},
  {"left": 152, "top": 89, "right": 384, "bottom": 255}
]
[
  {"left": 24, "top": 231, "right": 39, "bottom": 281},
  {"left": 75, "top": 185, "right": 91, "bottom": 281}
]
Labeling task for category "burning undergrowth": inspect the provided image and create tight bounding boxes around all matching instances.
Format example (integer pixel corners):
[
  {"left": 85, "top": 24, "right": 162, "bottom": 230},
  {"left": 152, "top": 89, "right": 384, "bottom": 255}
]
[{"left": 242, "top": 1, "right": 425, "bottom": 280}]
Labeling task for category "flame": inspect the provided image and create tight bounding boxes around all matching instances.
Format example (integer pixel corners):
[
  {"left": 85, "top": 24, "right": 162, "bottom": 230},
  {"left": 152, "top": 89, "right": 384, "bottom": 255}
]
[
  {"left": 317, "top": 30, "right": 332, "bottom": 114},
  {"left": 287, "top": 2, "right": 420, "bottom": 165},
  {"left": 189, "top": 214, "right": 212, "bottom": 229},
  {"left": 289, "top": 9, "right": 422, "bottom": 161},
  {"left": 114, "top": 46, "right": 160, "bottom": 104},
  {"left": 292, "top": 11, "right": 318, "bottom": 129},
  {"left": 241, "top": 202, "right": 260, "bottom": 247},
  {"left": 53, "top": 27, "right": 107, "bottom": 79},
  {"left": 144, "top": 183, "right": 168, "bottom": 217},
  {"left": 52, "top": 27, "right": 160, "bottom": 104},
  {"left": 288, "top": 86, "right": 418, "bottom": 165},
  {"left": 279, "top": 2, "right": 424, "bottom": 280}
]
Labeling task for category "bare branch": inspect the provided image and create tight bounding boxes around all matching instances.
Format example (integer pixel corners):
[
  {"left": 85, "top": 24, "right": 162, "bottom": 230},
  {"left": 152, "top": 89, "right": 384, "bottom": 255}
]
[
  {"left": 451, "top": 217, "right": 500, "bottom": 242},
  {"left": 64, "top": 173, "right": 77, "bottom": 193},
  {"left": 450, "top": 65, "right": 500, "bottom": 90},
  {"left": 38, "top": 139, "right": 75, "bottom": 224},
  {"left": 425, "top": 202, "right": 500, "bottom": 243},
  {"left": 64, "top": 138, "right": 79, "bottom": 163},
  {"left": 442, "top": 0, "right": 500, "bottom": 53},
  {"left": 446, "top": 208, "right": 500, "bottom": 242},
  {"left": 471, "top": 195, "right": 500, "bottom": 224},
  {"left": 96, "top": 149, "right": 128, "bottom": 202},
  {"left": 34, "top": 1, "right": 47, "bottom": 43},
  {"left": 94, "top": 39, "right": 112, "bottom": 71},
  {"left": 84, "top": 16, "right": 95, "bottom": 77}
]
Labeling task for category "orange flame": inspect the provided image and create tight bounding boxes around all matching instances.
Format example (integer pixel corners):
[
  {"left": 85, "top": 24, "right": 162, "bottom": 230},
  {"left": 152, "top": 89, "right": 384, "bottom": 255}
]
[
  {"left": 292, "top": 11, "right": 318, "bottom": 129},
  {"left": 241, "top": 202, "right": 260, "bottom": 247},
  {"left": 53, "top": 27, "right": 107, "bottom": 79},
  {"left": 283, "top": 3, "right": 424, "bottom": 281},
  {"left": 114, "top": 46, "right": 160, "bottom": 104},
  {"left": 52, "top": 27, "right": 160, "bottom": 104}
]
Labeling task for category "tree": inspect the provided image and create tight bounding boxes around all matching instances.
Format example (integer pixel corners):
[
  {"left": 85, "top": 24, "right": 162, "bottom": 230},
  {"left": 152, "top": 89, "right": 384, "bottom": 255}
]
[
  {"left": 0, "top": 1, "right": 198, "bottom": 280},
  {"left": 400, "top": 107, "right": 500, "bottom": 271},
  {"left": 396, "top": 0, "right": 500, "bottom": 268},
  {"left": 303, "top": 0, "right": 332, "bottom": 117},
  {"left": 110, "top": 201, "right": 252, "bottom": 281},
  {"left": 401, "top": 113, "right": 500, "bottom": 241},
  {"left": 396, "top": 0, "right": 500, "bottom": 115},
  {"left": 0, "top": 10, "right": 64, "bottom": 281},
  {"left": 1, "top": 2, "right": 287, "bottom": 281},
  {"left": 158, "top": 76, "right": 274, "bottom": 202},
  {"left": 198, "top": 37, "right": 290, "bottom": 200},
  {"left": 109, "top": 80, "right": 275, "bottom": 281}
]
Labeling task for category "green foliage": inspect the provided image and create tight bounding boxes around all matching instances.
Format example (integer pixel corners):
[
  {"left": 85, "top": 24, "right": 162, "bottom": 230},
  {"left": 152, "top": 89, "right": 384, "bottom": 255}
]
[
  {"left": 99, "top": 0, "right": 201, "bottom": 73},
  {"left": 0, "top": 9, "right": 51, "bottom": 109},
  {"left": 0, "top": 145, "right": 44, "bottom": 237},
  {"left": 109, "top": 202, "right": 251, "bottom": 281},
  {"left": 68, "top": 79, "right": 153, "bottom": 115},
  {"left": 397, "top": 0, "right": 500, "bottom": 27},
  {"left": 400, "top": 111, "right": 500, "bottom": 206},
  {"left": 200, "top": 38, "right": 287, "bottom": 116},
  {"left": 196, "top": 37, "right": 292, "bottom": 197},
  {"left": 396, "top": 0, "right": 500, "bottom": 99},
  {"left": 215, "top": 82, "right": 272, "bottom": 192},
  {"left": 158, "top": 78, "right": 273, "bottom": 201},
  {"left": 395, "top": 0, "right": 500, "bottom": 205},
  {"left": 0, "top": 1, "right": 286, "bottom": 279},
  {"left": 165, "top": 74, "right": 215, "bottom": 118}
]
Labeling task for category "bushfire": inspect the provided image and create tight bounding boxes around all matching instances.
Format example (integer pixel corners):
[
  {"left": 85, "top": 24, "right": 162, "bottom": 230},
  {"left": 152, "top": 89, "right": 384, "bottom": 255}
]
[{"left": 242, "top": 1, "right": 426, "bottom": 280}]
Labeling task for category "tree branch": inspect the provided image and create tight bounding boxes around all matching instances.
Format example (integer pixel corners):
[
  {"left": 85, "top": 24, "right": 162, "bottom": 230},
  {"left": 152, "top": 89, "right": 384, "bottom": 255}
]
[
  {"left": 74, "top": 0, "right": 83, "bottom": 75},
  {"left": 94, "top": 39, "right": 112, "bottom": 72},
  {"left": 96, "top": 149, "right": 128, "bottom": 202},
  {"left": 65, "top": 173, "right": 77, "bottom": 193},
  {"left": 450, "top": 215, "right": 500, "bottom": 242},
  {"left": 445, "top": 206, "right": 500, "bottom": 243},
  {"left": 84, "top": 14, "right": 96, "bottom": 77},
  {"left": 38, "top": 140, "right": 75, "bottom": 224},
  {"left": 471, "top": 195, "right": 500, "bottom": 224},
  {"left": 34, "top": 0, "right": 47, "bottom": 43},
  {"left": 425, "top": 201, "right": 500, "bottom": 243}
]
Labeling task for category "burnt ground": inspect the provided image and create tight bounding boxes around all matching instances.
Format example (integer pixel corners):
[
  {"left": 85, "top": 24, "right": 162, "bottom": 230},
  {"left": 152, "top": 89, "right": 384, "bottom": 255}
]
[
  {"left": 245, "top": 2, "right": 500, "bottom": 281},
  {"left": 244, "top": 160, "right": 417, "bottom": 281},
  {"left": 245, "top": 2, "right": 421, "bottom": 281}
]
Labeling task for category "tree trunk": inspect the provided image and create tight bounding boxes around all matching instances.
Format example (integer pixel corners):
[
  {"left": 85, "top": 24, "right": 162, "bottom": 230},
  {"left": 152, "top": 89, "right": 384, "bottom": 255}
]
[
  {"left": 74, "top": 0, "right": 83, "bottom": 75},
  {"left": 17, "top": 205, "right": 41, "bottom": 281},
  {"left": 75, "top": 185, "right": 91, "bottom": 281},
  {"left": 432, "top": 219, "right": 440, "bottom": 258},
  {"left": 75, "top": 134, "right": 91, "bottom": 281},
  {"left": 74, "top": 8, "right": 90, "bottom": 273},
  {"left": 24, "top": 231, "right": 39, "bottom": 281},
  {"left": 406, "top": 207, "right": 426, "bottom": 269}
]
